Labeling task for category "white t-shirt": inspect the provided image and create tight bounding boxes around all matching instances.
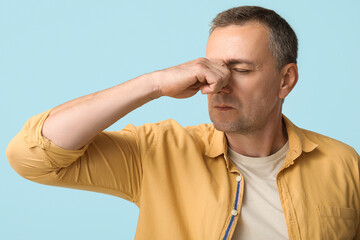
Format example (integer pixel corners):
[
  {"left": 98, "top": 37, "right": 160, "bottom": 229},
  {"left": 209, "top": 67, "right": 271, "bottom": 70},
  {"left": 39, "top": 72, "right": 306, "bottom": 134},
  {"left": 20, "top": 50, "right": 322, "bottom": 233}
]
[{"left": 228, "top": 141, "right": 289, "bottom": 240}]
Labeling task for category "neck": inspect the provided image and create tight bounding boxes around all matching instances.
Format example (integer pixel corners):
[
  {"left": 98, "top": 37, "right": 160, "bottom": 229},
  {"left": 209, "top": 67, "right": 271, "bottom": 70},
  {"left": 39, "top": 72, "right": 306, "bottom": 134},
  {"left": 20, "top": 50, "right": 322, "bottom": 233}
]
[{"left": 225, "top": 112, "right": 288, "bottom": 158}]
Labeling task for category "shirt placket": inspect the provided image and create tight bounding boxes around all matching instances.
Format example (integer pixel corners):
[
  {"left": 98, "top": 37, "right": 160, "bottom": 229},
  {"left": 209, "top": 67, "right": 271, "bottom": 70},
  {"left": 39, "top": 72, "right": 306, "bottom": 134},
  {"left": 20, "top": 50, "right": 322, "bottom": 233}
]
[
  {"left": 221, "top": 173, "right": 243, "bottom": 240},
  {"left": 215, "top": 134, "right": 245, "bottom": 240},
  {"left": 276, "top": 166, "right": 301, "bottom": 240}
]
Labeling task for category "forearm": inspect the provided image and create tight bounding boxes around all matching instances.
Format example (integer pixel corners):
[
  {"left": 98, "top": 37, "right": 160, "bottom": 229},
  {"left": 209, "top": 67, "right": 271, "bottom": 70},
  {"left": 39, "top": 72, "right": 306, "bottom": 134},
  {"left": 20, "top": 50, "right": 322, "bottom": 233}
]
[
  {"left": 41, "top": 58, "right": 230, "bottom": 151},
  {"left": 42, "top": 73, "right": 160, "bottom": 150}
]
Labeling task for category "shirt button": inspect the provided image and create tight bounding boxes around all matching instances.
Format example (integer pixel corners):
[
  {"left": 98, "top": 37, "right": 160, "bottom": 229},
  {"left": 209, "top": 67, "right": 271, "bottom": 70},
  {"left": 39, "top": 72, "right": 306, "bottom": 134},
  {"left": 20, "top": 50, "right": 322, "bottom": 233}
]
[
  {"left": 231, "top": 209, "right": 238, "bottom": 216},
  {"left": 236, "top": 176, "right": 241, "bottom": 182}
]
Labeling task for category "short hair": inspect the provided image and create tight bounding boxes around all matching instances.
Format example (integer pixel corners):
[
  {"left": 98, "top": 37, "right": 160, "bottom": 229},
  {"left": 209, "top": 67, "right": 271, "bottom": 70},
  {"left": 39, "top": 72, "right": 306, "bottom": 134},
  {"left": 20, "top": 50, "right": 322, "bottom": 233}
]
[{"left": 210, "top": 6, "right": 298, "bottom": 71}]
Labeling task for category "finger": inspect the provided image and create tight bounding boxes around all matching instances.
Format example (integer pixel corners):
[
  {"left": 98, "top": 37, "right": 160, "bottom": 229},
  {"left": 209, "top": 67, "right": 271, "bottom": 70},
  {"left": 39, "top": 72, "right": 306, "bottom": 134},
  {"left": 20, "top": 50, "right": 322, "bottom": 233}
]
[
  {"left": 200, "top": 82, "right": 223, "bottom": 94},
  {"left": 192, "top": 58, "right": 229, "bottom": 93},
  {"left": 188, "top": 81, "right": 205, "bottom": 91},
  {"left": 206, "top": 59, "right": 229, "bottom": 74},
  {"left": 205, "top": 60, "right": 231, "bottom": 90},
  {"left": 200, "top": 84, "right": 213, "bottom": 94},
  {"left": 212, "top": 62, "right": 231, "bottom": 83},
  {"left": 201, "top": 71, "right": 225, "bottom": 94}
]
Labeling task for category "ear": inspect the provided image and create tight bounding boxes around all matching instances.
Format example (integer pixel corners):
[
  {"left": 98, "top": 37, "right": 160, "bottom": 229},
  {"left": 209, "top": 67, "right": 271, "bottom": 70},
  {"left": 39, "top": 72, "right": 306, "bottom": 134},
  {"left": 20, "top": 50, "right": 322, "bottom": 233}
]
[{"left": 278, "top": 63, "right": 298, "bottom": 100}]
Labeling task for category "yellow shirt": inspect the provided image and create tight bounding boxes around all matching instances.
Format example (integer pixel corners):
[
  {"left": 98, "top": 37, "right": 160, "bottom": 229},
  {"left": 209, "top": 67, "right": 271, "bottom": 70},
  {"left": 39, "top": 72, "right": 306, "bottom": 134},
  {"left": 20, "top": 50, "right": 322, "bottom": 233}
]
[{"left": 6, "top": 109, "right": 360, "bottom": 240}]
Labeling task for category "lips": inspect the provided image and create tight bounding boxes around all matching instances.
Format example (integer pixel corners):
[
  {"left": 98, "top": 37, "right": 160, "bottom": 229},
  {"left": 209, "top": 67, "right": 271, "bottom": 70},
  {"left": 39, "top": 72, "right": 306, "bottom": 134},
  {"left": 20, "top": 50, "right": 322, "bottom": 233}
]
[
  {"left": 214, "top": 104, "right": 233, "bottom": 108},
  {"left": 214, "top": 105, "right": 234, "bottom": 111},
  {"left": 211, "top": 96, "right": 237, "bottom": 110}
]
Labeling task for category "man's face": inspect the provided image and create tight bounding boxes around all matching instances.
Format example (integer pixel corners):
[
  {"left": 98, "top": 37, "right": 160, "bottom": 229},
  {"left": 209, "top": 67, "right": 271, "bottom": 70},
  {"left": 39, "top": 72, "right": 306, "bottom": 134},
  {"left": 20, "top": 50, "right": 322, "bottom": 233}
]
[{"left": 206, "top": 22, "right": 283, "bottom": 134}]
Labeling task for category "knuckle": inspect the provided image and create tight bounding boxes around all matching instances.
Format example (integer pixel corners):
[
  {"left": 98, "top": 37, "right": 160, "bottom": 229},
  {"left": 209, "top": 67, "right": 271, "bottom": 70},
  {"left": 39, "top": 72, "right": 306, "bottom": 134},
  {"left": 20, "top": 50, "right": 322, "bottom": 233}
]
[
  {"left": 193, "top": 58, "right": 204, "bottom": 66},
  {"left": 194, "top": 62, "right": 208, "bottom": 72},
  {"left": 196, "top": 57, "right": 207, "bottom": 63},
  {"left": 215, "top": 75, "right": 223, "bottom": 82},
  {"left": 193, "top": 72, "right": 205, "bottom": 82},
  {"left": 195, "top": 58, "right": 210, "bottom": 68}
]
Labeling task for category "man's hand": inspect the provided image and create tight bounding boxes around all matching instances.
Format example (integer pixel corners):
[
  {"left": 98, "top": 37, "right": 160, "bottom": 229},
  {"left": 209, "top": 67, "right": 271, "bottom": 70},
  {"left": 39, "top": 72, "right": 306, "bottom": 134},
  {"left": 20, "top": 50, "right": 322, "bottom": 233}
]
[{"left": 153, "top": 58, "right": 231, "bottom": 99}]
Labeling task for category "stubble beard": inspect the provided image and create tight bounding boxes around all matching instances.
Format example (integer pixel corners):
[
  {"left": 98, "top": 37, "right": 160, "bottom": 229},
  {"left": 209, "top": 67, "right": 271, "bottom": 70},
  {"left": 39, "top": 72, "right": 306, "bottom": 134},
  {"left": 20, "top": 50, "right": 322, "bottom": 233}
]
[{"left": 210, "top": 112, "right": 262, "bottom": 135}]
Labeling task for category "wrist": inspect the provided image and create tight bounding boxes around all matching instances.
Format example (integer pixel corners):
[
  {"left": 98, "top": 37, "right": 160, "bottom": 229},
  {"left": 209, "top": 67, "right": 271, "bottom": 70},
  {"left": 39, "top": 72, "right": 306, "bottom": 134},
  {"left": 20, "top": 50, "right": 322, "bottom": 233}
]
[{"left": 141, "top": 71, "right": 163, "bottom": 99}]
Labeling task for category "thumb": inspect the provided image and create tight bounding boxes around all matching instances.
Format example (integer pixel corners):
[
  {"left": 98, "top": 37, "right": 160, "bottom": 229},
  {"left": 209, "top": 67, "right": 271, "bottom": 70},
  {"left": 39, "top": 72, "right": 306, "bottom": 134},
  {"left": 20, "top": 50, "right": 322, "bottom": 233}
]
[{"left": 200, "top": 84, "right": 215, "bottom": 94}]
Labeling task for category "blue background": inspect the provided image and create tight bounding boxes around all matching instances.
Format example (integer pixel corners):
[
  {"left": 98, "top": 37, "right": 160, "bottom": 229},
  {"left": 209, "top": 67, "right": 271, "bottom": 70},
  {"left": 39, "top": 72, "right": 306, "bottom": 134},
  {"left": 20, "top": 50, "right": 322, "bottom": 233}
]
[{"left": 1, "top": 0, "right": 359, "bottom": 239}]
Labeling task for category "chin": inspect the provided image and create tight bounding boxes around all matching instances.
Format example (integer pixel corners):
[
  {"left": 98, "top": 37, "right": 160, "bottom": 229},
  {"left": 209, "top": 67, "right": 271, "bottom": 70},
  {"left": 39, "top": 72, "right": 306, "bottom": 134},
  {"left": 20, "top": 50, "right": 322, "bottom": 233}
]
[
  {"left": 212, "top": 120, "right": 239, "bottom": 133},
  {"left": 211, "top": 117, "right": 255, "bottom": 135}
]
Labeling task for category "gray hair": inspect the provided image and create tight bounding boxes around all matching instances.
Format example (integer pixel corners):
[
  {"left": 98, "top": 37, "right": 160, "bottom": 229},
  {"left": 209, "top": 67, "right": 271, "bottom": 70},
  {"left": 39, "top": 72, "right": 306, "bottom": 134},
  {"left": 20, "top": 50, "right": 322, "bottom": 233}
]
[{"left": 210, "top": 6, "right": 298, "bottom": 71}]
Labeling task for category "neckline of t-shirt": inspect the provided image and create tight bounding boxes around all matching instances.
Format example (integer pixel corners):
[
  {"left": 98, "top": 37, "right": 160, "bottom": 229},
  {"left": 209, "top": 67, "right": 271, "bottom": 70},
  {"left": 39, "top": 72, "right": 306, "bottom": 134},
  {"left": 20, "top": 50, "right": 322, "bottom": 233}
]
[{"left": 228, "top": 140, "right": 289, "bottom": 165}]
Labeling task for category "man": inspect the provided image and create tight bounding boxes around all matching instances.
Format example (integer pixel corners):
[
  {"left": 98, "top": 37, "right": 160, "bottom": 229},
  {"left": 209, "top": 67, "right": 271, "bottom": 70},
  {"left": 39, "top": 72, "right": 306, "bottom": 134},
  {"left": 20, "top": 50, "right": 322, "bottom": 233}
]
[{"left": 6, "top": 6, "right": 360, "bottom": 240}]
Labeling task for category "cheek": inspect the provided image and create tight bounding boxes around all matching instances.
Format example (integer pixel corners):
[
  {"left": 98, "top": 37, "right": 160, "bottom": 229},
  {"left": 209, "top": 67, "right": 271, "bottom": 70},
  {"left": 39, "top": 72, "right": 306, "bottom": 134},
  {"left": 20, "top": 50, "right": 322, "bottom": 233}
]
[
  {"left": 232, "top": 76, "right": 279, "bottom": 108},
  {"left": 257, "top": 82, "right": 281, "bottom": 109},
  {"left": 231, "top": 76, "right": 263, "bottom": 100},
  {"left": 207, "top": 95, "right": 216, "bottom": 109}
]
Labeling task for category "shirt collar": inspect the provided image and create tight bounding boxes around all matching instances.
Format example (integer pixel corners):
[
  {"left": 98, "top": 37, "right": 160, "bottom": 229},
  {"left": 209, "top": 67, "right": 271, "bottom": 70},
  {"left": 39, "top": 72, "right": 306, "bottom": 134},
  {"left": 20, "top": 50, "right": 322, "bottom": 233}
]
[{"left": 204, "top": 114, "right": 318, "bottom": 167}]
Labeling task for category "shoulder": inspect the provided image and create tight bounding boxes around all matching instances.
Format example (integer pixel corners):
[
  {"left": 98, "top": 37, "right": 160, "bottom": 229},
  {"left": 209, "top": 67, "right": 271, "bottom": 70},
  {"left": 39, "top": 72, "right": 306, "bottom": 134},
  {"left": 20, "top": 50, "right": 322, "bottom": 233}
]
[
  {"left": 284, "top": 115, "right": 359, "bottom": 161},
  {"left": 299, "top": 127, "right": 359, "bottom": 162}
]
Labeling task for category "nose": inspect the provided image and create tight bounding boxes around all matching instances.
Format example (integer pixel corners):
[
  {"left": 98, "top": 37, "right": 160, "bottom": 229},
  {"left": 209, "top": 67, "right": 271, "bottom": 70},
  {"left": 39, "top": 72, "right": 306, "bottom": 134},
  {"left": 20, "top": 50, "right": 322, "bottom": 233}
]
[
  {"left": 217, "top": 77, "right": 232, "bottom": 94},
  {"left": 218, "top": 85, "right": 231, "bottom": 94}
]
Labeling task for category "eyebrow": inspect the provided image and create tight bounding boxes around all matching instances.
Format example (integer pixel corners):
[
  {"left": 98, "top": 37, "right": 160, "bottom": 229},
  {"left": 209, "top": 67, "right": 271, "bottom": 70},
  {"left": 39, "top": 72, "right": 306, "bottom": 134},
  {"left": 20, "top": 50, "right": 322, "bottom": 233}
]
[{"left": 225, "top": 58, "right": 261, "bottom": 68}]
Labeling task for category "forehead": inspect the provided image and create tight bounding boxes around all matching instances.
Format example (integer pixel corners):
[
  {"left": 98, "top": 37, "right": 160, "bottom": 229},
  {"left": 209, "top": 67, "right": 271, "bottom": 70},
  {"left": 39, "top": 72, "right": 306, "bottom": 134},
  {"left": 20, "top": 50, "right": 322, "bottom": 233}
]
[{"left": 206, "top": 22, "right": 272, "bottom": 62}]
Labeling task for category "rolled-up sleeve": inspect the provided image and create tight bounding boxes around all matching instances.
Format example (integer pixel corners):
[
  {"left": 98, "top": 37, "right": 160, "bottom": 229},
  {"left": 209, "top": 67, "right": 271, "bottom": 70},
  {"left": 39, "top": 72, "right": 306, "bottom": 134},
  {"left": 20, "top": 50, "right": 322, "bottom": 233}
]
[{"left": 5, "top": 109, "right": 156, "bottom": 207}]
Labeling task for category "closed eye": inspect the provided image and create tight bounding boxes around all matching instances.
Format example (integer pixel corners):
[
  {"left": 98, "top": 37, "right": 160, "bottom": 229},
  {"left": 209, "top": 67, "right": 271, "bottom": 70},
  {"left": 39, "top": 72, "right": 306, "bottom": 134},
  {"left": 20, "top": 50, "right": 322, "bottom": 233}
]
[{"left": 232, "top": 68, "right": 251, "bottom": 73}]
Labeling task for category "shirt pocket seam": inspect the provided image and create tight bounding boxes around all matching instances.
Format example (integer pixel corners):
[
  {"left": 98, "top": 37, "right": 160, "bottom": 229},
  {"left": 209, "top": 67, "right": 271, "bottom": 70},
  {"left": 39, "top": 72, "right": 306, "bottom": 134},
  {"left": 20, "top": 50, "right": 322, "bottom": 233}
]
[
  {"left": 316, "top": 205, "right": 356, "bottom": 219},
  {"left": 316, "top": 205, "right": 357, "bottom": 239}
]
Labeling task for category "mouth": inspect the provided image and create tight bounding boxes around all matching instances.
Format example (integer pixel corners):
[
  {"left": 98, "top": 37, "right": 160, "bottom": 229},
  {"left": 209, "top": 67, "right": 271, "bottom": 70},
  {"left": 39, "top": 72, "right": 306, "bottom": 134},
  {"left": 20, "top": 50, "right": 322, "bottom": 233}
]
[{"left": 213, "top": 105, "right": 234, "bottom": 111}]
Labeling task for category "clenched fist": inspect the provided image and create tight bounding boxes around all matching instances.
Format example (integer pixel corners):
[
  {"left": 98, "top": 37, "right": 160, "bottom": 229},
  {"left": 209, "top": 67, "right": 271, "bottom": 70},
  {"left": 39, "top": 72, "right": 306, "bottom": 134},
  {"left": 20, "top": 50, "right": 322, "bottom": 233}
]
[{"left": 152, "top": 58, "right": 231, "bottom": 99}]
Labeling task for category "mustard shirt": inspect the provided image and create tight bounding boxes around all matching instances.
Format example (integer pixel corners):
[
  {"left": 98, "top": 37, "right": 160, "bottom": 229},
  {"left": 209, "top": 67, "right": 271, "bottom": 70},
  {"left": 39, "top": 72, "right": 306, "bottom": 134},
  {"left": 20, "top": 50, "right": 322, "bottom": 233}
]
[{"left": 6, "top": 109, "right": 360, "bottom": 240}]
